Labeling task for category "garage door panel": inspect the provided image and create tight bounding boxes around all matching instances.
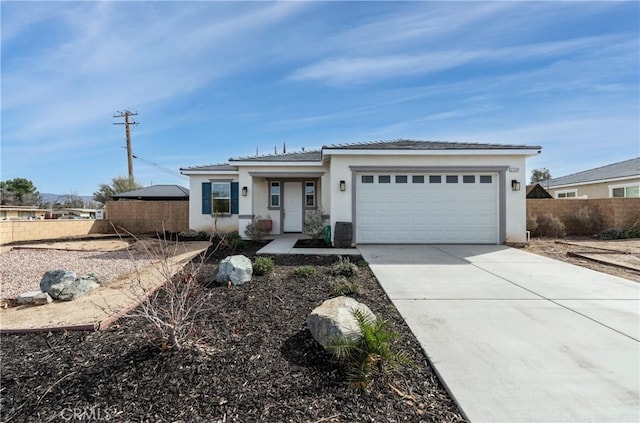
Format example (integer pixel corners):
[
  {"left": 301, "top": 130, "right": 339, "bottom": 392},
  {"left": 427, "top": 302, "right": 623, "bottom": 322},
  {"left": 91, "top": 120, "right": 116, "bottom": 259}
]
[{"left": 356, "top": 173, "right": 499, "bottom": 244}]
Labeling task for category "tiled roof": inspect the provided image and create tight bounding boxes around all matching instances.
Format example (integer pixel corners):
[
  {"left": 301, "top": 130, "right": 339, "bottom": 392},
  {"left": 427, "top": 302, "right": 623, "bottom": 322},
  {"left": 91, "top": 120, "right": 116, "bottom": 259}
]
[
  {"left": 182, "top": 139, "right": 541, "bottom": 169},
  {"left": 546, "top": 157, "right": 640, "bottom": 187},
  {"left": 230, "top": 150, "right": 322, "bottom": 162},
  {"left": 323, "top": 139, "right": 542, "bottom": 150},
  {"left": 112, "top": 185, "right": 189, "bottom": 199},
  {"left": 180, "top": 164, "right": 238, "bottom": 172}
]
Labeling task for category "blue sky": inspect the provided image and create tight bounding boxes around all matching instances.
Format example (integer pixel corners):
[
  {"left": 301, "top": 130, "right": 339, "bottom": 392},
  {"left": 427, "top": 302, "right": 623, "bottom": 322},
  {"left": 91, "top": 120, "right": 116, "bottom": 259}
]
[{"left": 1, "top": 1, "right": 638, "bottom": 196}]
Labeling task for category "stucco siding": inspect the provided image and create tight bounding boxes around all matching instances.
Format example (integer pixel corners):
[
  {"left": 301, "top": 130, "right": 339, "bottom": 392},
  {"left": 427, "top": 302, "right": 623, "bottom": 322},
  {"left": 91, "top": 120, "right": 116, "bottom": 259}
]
[
  {"left": 188, "top": 174, "right": 239, "bottom": 233},
  {"left": 328, "top": 154, "right": 528, "bottom": 244}
]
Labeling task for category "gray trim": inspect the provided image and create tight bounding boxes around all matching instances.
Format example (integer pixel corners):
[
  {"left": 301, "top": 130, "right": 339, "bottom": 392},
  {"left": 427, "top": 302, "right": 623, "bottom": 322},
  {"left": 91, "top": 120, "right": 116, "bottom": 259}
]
[
  {"left": 349, "top": 165, "right": 510, "bottom": 172},
  {"left": 249, "top": 171, "right": 325, "bottom": 177},
  {"left": 351, "top": 166, "right": 508, "bottom": 244},
  {"left": 238, "top": 214, "right": 253, "bottom": 219},
  {"left": 209, "top": 178, "right": 234, "bottom": 182}
]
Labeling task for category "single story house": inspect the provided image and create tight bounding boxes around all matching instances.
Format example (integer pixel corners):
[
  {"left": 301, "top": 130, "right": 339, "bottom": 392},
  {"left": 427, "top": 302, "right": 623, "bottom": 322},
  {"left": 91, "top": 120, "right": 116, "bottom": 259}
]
[
  {"left": 180, "top": 140, "right": 541, "bottom": 245},
  {"left": 51, "top": 208, "right": 101, "bottom": 219},
  {"left": 0, "top": 205, "right": 49, "bottom": 220},
  {"left": 543, "top": 157, "right": 640, "bottom": 199},
  {"left": 112, "top": 185, "right": 189, "bottom": 201}
]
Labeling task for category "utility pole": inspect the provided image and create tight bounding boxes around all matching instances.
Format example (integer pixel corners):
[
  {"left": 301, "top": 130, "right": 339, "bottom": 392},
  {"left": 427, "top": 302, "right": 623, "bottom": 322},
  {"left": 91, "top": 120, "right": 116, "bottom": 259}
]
[{"left": 113, "top": 110, "right": 139, "bottom": 184}]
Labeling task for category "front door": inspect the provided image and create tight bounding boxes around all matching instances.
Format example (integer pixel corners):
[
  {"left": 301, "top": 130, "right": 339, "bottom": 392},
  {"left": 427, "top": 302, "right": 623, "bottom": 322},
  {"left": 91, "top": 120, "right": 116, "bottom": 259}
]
[{"left": 283, "top": 182, "right": 303, "bottom": 232}]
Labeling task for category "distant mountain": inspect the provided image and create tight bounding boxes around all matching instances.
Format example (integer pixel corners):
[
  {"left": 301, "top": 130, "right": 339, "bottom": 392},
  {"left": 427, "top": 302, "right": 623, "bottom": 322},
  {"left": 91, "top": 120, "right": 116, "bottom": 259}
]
[{"left": 40, "top": 193, "right": 97, "bottom": 206}]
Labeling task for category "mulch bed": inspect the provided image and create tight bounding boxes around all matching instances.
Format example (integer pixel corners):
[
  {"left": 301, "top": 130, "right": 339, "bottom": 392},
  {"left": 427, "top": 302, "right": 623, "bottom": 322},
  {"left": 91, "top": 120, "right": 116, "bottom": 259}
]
[
  {"left": 1, "top": 242, "right": 465, "bottom": 422},
  {"left": 292, "top": 239, "right": 357, "bottom": 249}
]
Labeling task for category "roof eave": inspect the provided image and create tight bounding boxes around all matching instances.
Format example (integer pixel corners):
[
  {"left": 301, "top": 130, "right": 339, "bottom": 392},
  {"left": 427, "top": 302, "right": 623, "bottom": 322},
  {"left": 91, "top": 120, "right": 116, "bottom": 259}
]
[
  {"left": 322, "top": 148, "right": 541, "bottom": 158},
  {"left": 225, "top": 161, "right": 323, "bottom": 167},
  {"left": 181, "top": 169, "right": 239, "bottom": 175},
  {"left": 548, "top": 175, "right": 640, "bottom": 189}
]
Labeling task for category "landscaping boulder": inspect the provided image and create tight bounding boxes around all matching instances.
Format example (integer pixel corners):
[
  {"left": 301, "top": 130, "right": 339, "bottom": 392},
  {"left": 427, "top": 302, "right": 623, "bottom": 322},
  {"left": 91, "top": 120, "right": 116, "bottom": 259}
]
[
  {"left": 306, "top": 296, "right": 376, "bottom": 350},
  {"left": 215, "top": 255, "right": 253, "bottom": 286},
  {"left": 17, "top": 291, "right": 52, "bottom": 306},
  {"left": 39, "top": 270, "right": 77, "bottom": 293},
  {"left": 47, "top": 274, "right": 101, "bottom": 301}
]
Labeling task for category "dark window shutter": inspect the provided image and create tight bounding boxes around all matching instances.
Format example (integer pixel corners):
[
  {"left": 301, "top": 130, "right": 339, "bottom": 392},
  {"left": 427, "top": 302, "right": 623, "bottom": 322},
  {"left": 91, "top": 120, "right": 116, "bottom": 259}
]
[
  {"left": 202, "top": 182, "right": 212, "bottom": 214},
  {"left": 231, "top": 182, "right": 239, "bottom": 214}
]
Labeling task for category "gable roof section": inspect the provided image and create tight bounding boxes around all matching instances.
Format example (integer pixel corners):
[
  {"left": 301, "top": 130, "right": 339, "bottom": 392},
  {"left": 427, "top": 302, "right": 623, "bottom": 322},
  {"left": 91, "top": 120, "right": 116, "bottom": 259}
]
[
  {"left": 182, "top": 139, "right": 542, "bottom": 170},
  {"left": 526, "top": 183, "right": 553, "bottom": 199},
  {"left": 546, "top": 157, "right": 640, "bottom": 187},
  {"left": 323, "top": 139, "right": 541, "bottom": 150},
  {"left": 112, "top": 185, "right": 189, "bottom": 200},
  {"left": 230, "top": 150, "right": 322, "bottom": 162}
]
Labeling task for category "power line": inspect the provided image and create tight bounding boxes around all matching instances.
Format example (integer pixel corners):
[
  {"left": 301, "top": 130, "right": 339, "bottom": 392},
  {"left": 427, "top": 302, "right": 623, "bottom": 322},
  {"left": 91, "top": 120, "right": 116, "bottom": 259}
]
[{"left": 122, "top": 147, "right": 187, "bottom": 179}]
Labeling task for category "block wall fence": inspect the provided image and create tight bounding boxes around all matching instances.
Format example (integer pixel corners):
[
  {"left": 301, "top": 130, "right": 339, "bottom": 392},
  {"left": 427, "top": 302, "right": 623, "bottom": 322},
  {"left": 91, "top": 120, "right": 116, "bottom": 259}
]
[{"left": 527, "top": 198, "right": 640, "bottom": 235}]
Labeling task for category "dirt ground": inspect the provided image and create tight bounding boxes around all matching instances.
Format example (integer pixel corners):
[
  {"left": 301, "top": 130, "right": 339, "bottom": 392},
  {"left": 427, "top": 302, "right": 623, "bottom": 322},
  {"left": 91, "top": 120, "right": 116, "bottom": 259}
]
[{"left": 525, "top": 238, "right": 640, "bottom": 283}]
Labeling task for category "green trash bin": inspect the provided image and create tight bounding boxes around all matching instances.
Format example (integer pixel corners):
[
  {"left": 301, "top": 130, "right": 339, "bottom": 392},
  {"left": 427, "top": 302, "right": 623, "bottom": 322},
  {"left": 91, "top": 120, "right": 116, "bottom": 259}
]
[{"left": 323, "top": 225, "right": 331, "bottom": 246}]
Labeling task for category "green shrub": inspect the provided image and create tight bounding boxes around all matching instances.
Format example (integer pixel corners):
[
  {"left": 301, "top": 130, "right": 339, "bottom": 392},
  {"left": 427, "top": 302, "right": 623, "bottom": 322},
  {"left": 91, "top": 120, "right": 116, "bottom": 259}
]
[
  {"left": 594, "top": 226, "right": 640, "bottom": 240},
  {"left": 536, "top": 213, "right": 566, "bottom": 238},
  {"left": 293, "top": 266, "right": 316, "bottom": 278},
  {"left": 253, "top": 256, "right": 274, "bottom": 276},
  {"left": 571, "top": 205, "right": 603, "bottom": 235},
  {"left": 329, "top": 276, "right": 362, "bottom": 296},
  {"left": 328, "top": 309, "right": 412, "bottom": 391},
  {"left": 332, "top": 256, "right": 359, "bottom": 278},
  {"left": 225, "top": 231, "right": 245, "bottom": 253}
]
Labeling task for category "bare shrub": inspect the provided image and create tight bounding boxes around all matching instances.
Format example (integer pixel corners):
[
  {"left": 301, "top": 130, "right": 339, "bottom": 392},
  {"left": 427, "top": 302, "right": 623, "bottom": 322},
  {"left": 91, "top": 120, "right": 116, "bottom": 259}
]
[
  {"left": 536, "top": 214, "right": 566, "bottom": 238},
  {"left": 304, "top": 209, "right": 326, "bottom": 240},
  {"left": 244, "top": 216, "right": 270, "bottom": 241},
  {"left": 527, "top": 213, "right": 538, "bottom": 234},
  {"left": 570, "top": 205, "right": 603, "bottom": 235},
  {"left": 124, "top": 232, "right": 225, "bottom": 351}
]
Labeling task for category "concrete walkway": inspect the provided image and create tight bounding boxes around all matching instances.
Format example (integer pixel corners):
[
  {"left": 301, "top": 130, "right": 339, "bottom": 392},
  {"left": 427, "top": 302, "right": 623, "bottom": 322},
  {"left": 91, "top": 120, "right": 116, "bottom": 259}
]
[
  {"left": 257, "top": 235, "right": 360, "bottom": 256},
  {"left": 358, "top": 244, "right": 640, "bottom": 423}
]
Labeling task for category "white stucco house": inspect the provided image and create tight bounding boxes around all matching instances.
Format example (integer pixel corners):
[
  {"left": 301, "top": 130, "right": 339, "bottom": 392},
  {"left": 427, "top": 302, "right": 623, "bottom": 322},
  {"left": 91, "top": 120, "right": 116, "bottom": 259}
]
[{"left": 180, "top": 140, "right": 541, "bottom": 245}]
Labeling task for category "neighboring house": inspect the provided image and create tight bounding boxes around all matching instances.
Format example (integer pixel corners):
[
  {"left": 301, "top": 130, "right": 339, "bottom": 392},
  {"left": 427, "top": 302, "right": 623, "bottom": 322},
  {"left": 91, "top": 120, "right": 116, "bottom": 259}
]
[
  {"left": 526, "top": 184, "right": 553, "bottom": 199},
  {"left": 112, "top": 185, "right": 189, "bottom": 201},
  {"left": 51, "top": 208, "right": 100, "bottom": 219},
  {"left": 180, "top": 140, "right": 541, "bottom": 244},
  {"left": 0, "top": 205, "right": 48, "bottom": 220},
  {"left": 543, "top": 157, "right": 640, "bottom": 199}
]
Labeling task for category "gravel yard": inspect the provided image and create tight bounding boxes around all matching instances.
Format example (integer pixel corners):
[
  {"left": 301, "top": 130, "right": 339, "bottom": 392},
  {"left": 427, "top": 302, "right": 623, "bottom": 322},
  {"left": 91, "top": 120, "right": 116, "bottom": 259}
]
[{"left": 0, "top": 248, "right": 154, "bottom": 300}]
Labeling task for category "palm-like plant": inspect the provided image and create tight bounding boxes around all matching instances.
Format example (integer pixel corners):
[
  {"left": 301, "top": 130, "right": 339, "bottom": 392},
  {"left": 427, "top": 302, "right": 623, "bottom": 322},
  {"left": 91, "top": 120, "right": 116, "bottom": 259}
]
[{"left": 328, "top": 309, "right": 413, "bottom": 390}]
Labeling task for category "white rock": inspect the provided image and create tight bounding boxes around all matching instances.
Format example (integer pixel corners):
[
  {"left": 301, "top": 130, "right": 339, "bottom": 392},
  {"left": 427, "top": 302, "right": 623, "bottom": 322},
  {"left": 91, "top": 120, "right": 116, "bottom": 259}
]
[
  {"left": 215, "top": 255, "right": 253, "bottom": 286},
  {"left": 17, "top": 291, "right": 52, "bottom": 306},
  {"left": 306, "top": 296, "right": 376, "bottom": 349}
]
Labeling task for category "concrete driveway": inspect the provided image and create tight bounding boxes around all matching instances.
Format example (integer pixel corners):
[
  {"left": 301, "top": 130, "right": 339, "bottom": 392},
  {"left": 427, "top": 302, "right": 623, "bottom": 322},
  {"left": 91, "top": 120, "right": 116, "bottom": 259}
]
[{"left": 358, "top": 245, "right": 640, "bottom": 423}]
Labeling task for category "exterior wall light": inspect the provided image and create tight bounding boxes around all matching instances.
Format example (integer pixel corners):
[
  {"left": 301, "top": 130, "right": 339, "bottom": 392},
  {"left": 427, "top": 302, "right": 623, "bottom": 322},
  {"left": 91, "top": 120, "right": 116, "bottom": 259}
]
[
  {"left": 241, "top": 186, "right": 248, "bottom": 196},
  {"left": 339, "top": 180, "right": 346, "bottom": 191},
  {"left": 511, "top": 180, "right": 521, "bottom": 191}
]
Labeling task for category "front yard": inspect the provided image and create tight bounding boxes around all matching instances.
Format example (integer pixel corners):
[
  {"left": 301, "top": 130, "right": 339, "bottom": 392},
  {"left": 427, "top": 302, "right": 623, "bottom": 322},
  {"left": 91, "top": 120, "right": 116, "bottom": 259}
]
[{"left": 1, "top": 243, "right": 465, "bottom": 422}]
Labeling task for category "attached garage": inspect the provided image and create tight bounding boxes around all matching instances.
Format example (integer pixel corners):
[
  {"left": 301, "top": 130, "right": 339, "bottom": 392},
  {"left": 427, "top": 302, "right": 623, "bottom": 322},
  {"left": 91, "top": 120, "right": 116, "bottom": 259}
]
[{"left": 355, "top": 170, "right": 502, "bottom": 244}]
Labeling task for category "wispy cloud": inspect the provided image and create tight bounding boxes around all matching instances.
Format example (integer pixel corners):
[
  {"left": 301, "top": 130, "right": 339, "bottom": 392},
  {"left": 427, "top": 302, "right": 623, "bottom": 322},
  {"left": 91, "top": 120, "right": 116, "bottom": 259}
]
[
  {"left": 288, "top": 35, "right": 630, "bottom": 85},
  {"left": 1, "top": 1, "right": 308, "bottom": 145}
]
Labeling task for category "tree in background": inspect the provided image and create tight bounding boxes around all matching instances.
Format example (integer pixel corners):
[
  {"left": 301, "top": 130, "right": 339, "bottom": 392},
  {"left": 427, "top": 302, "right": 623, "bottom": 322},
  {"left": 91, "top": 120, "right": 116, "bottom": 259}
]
[
  {"left": 93, "top": 176, "right": 143, "bottom": 204},
  {"left": 530, "top": 168, "right": 552, "bottom": 185},
  {"left": 0, "top": 178, "right": 42, "bottom": 205},
  {"left": 62, "top": 191, "right": 85, "bottom": 208}
]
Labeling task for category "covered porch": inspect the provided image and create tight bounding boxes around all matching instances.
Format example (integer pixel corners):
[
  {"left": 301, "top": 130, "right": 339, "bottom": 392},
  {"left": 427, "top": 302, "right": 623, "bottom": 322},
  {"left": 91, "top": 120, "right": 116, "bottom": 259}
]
[{"left": 238, "top": 170, "right": 329, "bottom": 237}]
